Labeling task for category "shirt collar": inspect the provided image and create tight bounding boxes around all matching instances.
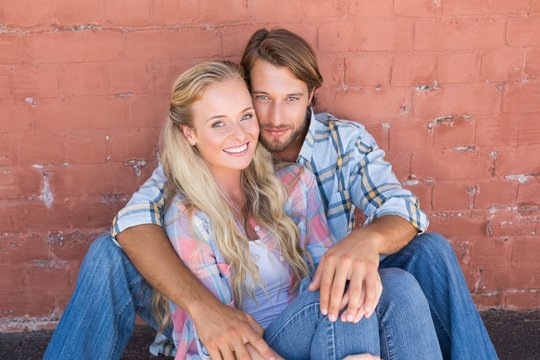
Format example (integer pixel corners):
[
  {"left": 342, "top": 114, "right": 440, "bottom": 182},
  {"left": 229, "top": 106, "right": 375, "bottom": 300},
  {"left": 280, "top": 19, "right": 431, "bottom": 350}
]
[{"left": 297, "top": 107, "right": 317, "bottom": 163}]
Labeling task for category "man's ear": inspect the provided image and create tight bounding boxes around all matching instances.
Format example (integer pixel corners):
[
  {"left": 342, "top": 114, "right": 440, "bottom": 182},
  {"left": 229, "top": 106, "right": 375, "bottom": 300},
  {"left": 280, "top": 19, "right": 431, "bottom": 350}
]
[
  {"left": 181, "top": 125, "right": 197, "bottom": 146},
  {"left": 308, "top": 90, "right": 315, "bottom": 106}
]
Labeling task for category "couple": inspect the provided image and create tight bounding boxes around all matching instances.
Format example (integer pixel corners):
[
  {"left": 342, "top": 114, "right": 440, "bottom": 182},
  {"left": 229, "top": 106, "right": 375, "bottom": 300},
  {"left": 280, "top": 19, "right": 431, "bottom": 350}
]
[{"left": 44, "top": 29, "right": 497, "bottom": 359}]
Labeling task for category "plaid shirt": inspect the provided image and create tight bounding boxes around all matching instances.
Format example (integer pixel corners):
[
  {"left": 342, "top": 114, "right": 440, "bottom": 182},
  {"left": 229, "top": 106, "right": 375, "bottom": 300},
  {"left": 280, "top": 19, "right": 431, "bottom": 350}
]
[
  {"left": 164, "top": 165, "right": 333, "bottom": 359},
  {"left": 112, "top": 110, "right": 427, "bottom": 240}
]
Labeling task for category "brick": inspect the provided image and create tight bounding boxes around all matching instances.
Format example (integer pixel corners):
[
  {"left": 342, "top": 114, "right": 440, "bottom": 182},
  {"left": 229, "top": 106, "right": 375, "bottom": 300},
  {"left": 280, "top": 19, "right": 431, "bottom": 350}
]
[
  {"left": 200, "top": 0, "right": 248, "bottom": 22},
  {"left": 391, "top": 53, "right": 437, "bottom": 86},
  {"left": 432, "top": 181, "right": 475, "bottom": 210},
  {"left": 431, "top": 116, "right": 475, "bottom": 149},
  {"left": 249, "top": 0, "right": 302, "bottom": 22},
  {"left": 34, "top": 97, "right": 128, "bottom": 131},
  {"left": 384, "top": 151, "right": 411, "bottom": 181},
  {"left": 103, "top": 0, "right": 152, "bottom": 26},
  {"left": 415, "top": 19, "right": 506, "bottom": 51},
  {"left": 442, "top": 0, "right": 486, "bottom": 15},
  {"left": 124, "top": 29, "right": 221, "bottom": 61},
  {"left": 333, "top": 86, "right": 412, "bottom": 118},
  {"left": 128, "top": 95, "right": 169, "bottom": 128},
  {"left": 47, "top": 231, "right": 96, "bottom": 261},
  {"left": 60, "top": 63, "right": 109, "bottom": 96},
  {"left": 0, "top": 168, "right": 42, "bottom": 200},
  {"left": 69, "top": 201, "right": 115, "bottom": 229},
  {"left": 404, "top": 181, "right": 432, "bottom": 211},
  {"left": 364, "top": 123, "right": 389, "bottom": 150},
  {"left": 3, "top": 0, "right": 52, "bottom": 27},
  {"left": 0, "top": 65, "right": 12, "bottom": 98},
  {"left": 0, "top": 265, "right": 24, "bottom": 294},
  {"left": 414, "top": 83, "right": 501, "bottom": 118},
  {"left": 534, "top": 0, "right": 540, "bottom": 12},
  {"left": 12, "top": 64, "right": 60, "bottom": 98},
  {"left": 517, "top": 114, "right": 540, "bottom": 145},
  {"left": 52, "top": 0, "right": 102, "bottom": 24},
  {"left": 303, "top": 0, "right": 346, "bottom": 18},
  {"left": 470, "top": 263, "right": 511, "bottom": 294},
  {"left": 18, "top": 132, "right": 64, "bottom": 164},
  {"left": 350, "top": 0, "right": 394, "bottom": 17},
  {"left": 0, "top": 100, "right": 33, "bottom": 133},
  {"left": 503, "top": 82, "right": 540, "bottom": 113},
  {"left": 389, "top": 120, "right": 432, "bottom": 152},
  {"left": 480, "top": 48, "right": 527, "bottom": 81},
  {"left": 16, "top": 202, "right": 75, "bottom": 232},
  {"left": 493, "top": 145, "right": 540, "bottom": 175},
  {"left": 318, "top": 55, "right": 344, "bottom": 88},
  {"left": 109, "top": 129, "right": 160, "bottom": 161},
  {"left": 152, "top": 0, "right": 199, "bottom": 25},
  {"left": 526, "top": 50, "right": 540, "bottom": 79},
  {"left": 428, "top": 212, "right": 487, "bottom": 237},
  {"left": 487, "top": 209, "right": 539, "bottom": 238},
  {"left": 106, "top": 62, "right": 153, "bottom": 95},
  {"left": 488, "top": 0, "right": 530, "bottom": 13},
  {"left": 507, "top": 17, "right": 540, "bottom": 47},
  {"left": 0, "top": 133, "right": 21, "bottom": 166},
  {"left": 0, "top": 35, "right": 31, "bottom": 64},
  {"left": 64, "top": 131, "right": 108, "bottom": 164},
  {"left": 475, "top": 114, "right": 520, "bottom": 147},
  {"left": 508, "top": 263, "right": 540, "bottom": 289},
  {"left": 345, "top": 54, "right": 392, "bottom": 86},
  {"left": 504, "top": 291, "right": 540, "bottom": 309},
  {"left": 394, "top": 0, "right": 437, "bottom": 17},
  {"left": 517, "top": 178, "right": 540, "bottom": 204},
  {"left": 475, "top": 178, "right": 518, "bottom": 208},
  {"left": 412, "top": 149, "right": 493, "bottom": 180},
  {"left": 0, "top": 234, "right": 48, "bottom": 265},
  {"left": 222, "top": 25, "right": 261, "bottom": 58},
  {"left": 437, "top": 52, "right": 480, "bottom": 84},
  {"left": 25, "top": 266, "right": 73, "bottom": 294},
  {"left": 319, "top": 20, "right": 414, "bottom": 52},
  {"left": 31, "top": 31, "right": 124, "bottom": 63}
]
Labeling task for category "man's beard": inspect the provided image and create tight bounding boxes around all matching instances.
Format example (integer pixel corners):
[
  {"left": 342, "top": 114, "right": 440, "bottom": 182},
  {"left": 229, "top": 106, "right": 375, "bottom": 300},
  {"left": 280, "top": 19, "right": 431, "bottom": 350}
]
[{"left": 259, "top": 123, "right": 307, "bottom": 153}]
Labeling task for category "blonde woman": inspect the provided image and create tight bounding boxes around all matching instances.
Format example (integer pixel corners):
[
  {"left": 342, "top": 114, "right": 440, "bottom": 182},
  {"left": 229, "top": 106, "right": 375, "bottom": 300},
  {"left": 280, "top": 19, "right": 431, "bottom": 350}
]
[{"left": 155, "top": 60, "right": 383, "bottom": 359}]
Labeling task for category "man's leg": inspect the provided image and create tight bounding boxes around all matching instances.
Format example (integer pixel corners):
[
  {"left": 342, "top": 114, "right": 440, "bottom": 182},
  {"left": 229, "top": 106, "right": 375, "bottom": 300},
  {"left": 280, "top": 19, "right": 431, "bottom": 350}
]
[
  {"left": 43, "top": 234, "right": 165, "bottom": 360},
  {"left": 380, "top": 232, "right": 498, "bottom": 360}
]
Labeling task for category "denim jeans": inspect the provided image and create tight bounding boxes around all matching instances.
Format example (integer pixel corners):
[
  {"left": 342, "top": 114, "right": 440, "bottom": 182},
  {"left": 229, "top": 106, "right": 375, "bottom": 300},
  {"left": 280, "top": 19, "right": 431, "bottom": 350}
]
[
  {"left": 44, "top": 232, "right": 496, "bottom": 359},
  {"left": 265, "top": 268, "right": 441, "bottom": 360}
]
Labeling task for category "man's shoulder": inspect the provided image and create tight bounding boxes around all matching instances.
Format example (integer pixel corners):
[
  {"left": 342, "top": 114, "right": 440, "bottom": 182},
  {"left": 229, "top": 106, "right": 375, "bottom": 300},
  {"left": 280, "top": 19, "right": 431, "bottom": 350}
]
[
  {"left": 313, "top": 112, "right": 367, "bottom": 133},
  {"left": 310, "top": 112, "right": 373, "bottom": 151}
]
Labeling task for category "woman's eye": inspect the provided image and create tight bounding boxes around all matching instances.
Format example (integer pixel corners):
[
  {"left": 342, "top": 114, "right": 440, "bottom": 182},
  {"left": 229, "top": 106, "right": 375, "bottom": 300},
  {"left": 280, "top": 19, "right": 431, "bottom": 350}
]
[
  {"left": 255, "top": 95, "right": 269, "bottom": 100},
  {"left": 241, "top": 113, "right": 254, "bottom": 121},
  {"left": 211, "top": 121, "right": 225, "bottom": 128}
]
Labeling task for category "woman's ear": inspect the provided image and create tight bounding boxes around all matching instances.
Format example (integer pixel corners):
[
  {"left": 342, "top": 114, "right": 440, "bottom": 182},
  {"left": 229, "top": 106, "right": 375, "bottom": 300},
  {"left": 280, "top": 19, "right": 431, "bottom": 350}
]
[{"left": 180, "top": 125, "right": 197, "bottom": 146}]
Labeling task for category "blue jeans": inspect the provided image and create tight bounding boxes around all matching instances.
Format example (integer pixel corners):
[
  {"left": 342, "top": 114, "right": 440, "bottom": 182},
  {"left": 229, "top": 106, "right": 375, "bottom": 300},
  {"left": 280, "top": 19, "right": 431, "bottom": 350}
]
[
  {"left": 380, "top": 233, "right": 498, "bottom": 359},
  {"left": 265, "top": 268, "right": 441, "bottom": 360},
  {"left": 44, "top": 233, "right": 495, "bottom": 359}
]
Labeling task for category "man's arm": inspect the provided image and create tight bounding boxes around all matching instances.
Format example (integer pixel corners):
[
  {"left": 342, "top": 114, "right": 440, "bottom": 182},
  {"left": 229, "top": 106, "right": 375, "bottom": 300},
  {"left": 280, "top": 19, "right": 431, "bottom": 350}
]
[{"left": 117, "top": 224, "right": 277, "bottom": 360}]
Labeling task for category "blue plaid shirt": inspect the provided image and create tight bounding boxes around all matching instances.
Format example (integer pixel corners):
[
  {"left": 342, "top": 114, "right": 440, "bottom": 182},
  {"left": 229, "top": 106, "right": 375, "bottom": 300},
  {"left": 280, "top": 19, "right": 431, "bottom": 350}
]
[{"left": 112, "top": 110, "right": 428, "bottom": 241}]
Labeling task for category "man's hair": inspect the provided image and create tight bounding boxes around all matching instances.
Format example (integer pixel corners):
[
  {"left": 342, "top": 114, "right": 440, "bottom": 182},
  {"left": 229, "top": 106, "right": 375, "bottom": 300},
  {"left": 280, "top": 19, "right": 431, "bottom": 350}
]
[{"left": 241, "top": 28, "right": 323, "bottom": 96}]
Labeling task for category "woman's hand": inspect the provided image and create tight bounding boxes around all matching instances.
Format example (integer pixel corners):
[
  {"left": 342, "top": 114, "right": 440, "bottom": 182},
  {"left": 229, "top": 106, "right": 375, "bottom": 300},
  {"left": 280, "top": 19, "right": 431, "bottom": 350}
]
[{"left": 343, "top": 354, "right": 381, "bottom": 360}]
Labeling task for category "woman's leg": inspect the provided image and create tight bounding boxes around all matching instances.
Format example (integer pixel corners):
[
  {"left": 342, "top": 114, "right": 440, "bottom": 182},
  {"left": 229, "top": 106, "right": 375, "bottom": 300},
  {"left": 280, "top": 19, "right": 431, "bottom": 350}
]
[
  {"left": 377, "top": 268, "right": 442, "bottom": 360},
  {"left": 264, "top": 289, "right": 380, "bottom": 360}
]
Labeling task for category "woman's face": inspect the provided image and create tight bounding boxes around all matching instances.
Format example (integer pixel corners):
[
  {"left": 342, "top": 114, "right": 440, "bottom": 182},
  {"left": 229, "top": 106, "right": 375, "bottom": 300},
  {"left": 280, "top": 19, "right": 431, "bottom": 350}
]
[{"left": 183, "top": 78, "right": 260, "bottom": 177}]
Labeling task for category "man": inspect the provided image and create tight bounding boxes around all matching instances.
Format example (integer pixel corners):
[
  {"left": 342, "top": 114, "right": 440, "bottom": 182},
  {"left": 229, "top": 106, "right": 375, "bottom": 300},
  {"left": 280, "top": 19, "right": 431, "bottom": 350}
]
[{"left": 44, "top": 29, "right": 496, "bottom": 359}]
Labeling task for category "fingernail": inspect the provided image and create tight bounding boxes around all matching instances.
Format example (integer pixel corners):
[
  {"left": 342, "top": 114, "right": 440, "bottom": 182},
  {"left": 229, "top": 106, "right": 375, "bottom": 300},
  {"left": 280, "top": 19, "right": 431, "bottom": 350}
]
[
  {"left": 321, "top": 308, "right": 328, "bottom": 315},
  {"left": 347, "top": 314, "right": 354, "bottom": 322},
  {"left": 328, "top": 314, "right": 337, "bottom": 322}
]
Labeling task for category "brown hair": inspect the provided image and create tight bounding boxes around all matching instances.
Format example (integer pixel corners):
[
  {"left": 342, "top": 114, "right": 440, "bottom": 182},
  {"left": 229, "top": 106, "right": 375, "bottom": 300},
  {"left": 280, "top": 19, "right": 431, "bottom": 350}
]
[{"left": 240, "top": 28, "right": 323, "bottom": 101}]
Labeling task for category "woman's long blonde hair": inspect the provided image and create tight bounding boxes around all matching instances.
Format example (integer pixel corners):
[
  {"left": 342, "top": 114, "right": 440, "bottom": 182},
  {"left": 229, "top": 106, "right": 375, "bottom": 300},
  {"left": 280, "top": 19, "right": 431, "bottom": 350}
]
[{"left": 152, "top": 61, "right": 312, "bottom": 329}]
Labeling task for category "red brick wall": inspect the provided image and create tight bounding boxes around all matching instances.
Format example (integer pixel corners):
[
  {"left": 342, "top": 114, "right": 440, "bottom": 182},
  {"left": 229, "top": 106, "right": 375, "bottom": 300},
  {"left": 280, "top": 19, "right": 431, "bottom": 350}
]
[{"left": 1, "top": 0, "right": 539, "bottom": 330}]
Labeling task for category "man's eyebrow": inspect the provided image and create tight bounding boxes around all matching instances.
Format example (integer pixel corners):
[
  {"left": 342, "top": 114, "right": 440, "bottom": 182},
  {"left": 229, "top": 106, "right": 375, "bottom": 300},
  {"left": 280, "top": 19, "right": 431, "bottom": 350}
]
[{"left": 207, "top": 107, "right": 254, "bottom": 122}]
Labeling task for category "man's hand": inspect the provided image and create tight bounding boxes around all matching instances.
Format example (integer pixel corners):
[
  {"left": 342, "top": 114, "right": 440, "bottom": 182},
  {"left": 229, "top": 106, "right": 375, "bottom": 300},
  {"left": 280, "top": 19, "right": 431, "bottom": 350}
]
[
  {"left": 190, "top": 301, "right": 278, "bottom": 360},
  {"left": 309, "top": 232, "right": 382, "bottom": 323},
  {"left": 343, "top": 354, "right": 381, "bottom": 360}
]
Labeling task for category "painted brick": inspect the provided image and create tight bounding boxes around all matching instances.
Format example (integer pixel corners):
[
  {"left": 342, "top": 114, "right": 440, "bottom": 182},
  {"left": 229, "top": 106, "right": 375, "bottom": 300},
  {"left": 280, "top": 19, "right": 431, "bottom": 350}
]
[
  {"left": 69, "top": 202, "right": 115, "bottom": 229},
  {"left": 200, "top": 0, "right": 248, "bottom": 22},
  {"left": 152, "top": 0, "right": 199, "bottom": 25},
  {"left": 384, "top": 151, "right": 411, "bottom": 181},
  {"left": 303, "top": 0, "right": 346, "bottom": 18},
  {"left": 333, "top": 86, "right": 412, "bottom": 118},
  {"left": 0, "top": 266, "right": 24, "bottom": 294},
  {"left": 428, "top": 213, "right": 487, "bottom": 237},
  {"left": 475, "top": 178, "right": 518, "bottom": 208},
  {"left": 391, "top": 53, "right": 437, "bottom": 86},
  {"left": 12, "top": 64, "right": 60, "bottom": 99},
  {"left": 488, "top": 0, "right": 530, "bottom": 13},
  {"left": 517, "top": 114, "right": 540, "bottom": 145},
  {"left": 488, "top": 209, "right": 539, "bottom": 238},
  {"left": 0, "top": 35, "right": 31, "bottom": 64},
  {"left": 415, "top": 19, "right": 506, "bottom": 51},
  {"left": 60, "top": 63, "right": 110, "bottom": 96},
  {"left": 249, "top": 0, "right": 302, "bottom": 22},
  {"left": 350, "top": 0, "right": 394, "bottom": 17},
  {"left": 493, "top": 145, "right": 540, "bottom": 175},
  {"left": 47, "top": 231, "right": 96, "bottom": 261},
  {"left": 221, "top": 25, "right": 261, "bottom": 57},
  {"left": 404, "top": 181, "right": 433, "bottom": 212},
  {"left": 3, "top": 0, "right": 52, "bottom": 27},
  {"left": 124, "top": 29, "right": 221, "bottom": 61},
  {"left": 389, "top": 120, "right": 432, "bottom": 152},
  {"left": 431, "top": 117, "right": 475, "bottom": 150},
  {"left": 503, "top": 82, "right": 540, "bottom": 113},
  {"left": 25, "top": 266, "right": 74, "bottom": 294},
  {"left": 534, "top": 0, "right": 540, "bottom": 12},
  {"left": 128, "top": 95, "right": 169, "bottom": 129},
  {"left": 442, "top": 0, "right": 486, "bottom": 15},
  {"left": 0, "top": 100, "right": 33, "bottom": 133},
  {"left": 432, "top": 181, "right": 475, "bottom": 210},
  {"left": 505, "top": 292, "right": 540, "bottom": 310},
  {"left": 107, "top": 62, "right": 154, "bottom": 95},
  {"left": 64, "top": 132, "right": 109, "bottom": 164},
  {"left": 0, "top": 234, "right": 48, "bottom": 265},
  {"left": 476, "top": 114, "right": 520, "bottom": 147},
  {"left": 394, "top": 0, "right": 437, "bottom": 17},
  {"left": 517, "top": 178, "right": 540, "bottom": 204},
  {"left": 103, "top": 0, "right": 152, "bottom": 26},
  {"left": 109, "top": 129, "right": 160, "bottom": 161},
  {"left": 319, "top": 20, "right": 414, "bottom": 52},
  {"left": 437, "top": 52, "right": 480, "bottom": 84},
  {"left": 0, "top": 65, "right": 12, "bottom": 98},
  {"left": 317, "top": 55, "right": 344, "bottom": 87},
  {"left": 414, "top": 83, "right": 501, "bottom": 118},
  {"left": 0, "top": 134, "right": 20, "bottom": 166},
  {"left": 0, "top": 168, "right": 42, "bottom": 200},
  {"left": 52, "top": 0, "right": 102, "bottom": 24},
  {"left": 480, "top": 48, "right": 527, "bottom": 81},
  {"left": 526, "top": 50, "right": 540, "bottom": 79},
  {"left": 345, "top": 54, "right": 392, "bottom": 86},
  {"left": 412, "top": 149, "right": 492, "bottom": 180},
  {"left": 149, "top": 60, "right": 194, "bottom": 95},
  {"left": 507, "top": 16, "right": 540, "bottom": 47}
]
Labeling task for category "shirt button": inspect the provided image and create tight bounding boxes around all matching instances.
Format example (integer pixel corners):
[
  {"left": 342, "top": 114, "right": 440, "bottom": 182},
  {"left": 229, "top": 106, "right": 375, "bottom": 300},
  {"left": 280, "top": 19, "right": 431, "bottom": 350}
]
[{"left": 254, "top": 225, "right": 260, "bottom": 231}]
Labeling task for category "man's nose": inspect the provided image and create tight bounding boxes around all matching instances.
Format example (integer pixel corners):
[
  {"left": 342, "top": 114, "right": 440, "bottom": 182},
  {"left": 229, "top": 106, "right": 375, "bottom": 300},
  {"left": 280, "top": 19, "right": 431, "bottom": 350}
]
[{"left": 267, "top": 102, "right": 285, "bottom": 127}]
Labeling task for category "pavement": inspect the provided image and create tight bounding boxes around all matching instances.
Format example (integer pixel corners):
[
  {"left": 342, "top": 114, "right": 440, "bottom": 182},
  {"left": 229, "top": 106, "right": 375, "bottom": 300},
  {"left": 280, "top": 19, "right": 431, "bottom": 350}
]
[{"left": 0, "top": 309, "right": 538, "bottom": 359}]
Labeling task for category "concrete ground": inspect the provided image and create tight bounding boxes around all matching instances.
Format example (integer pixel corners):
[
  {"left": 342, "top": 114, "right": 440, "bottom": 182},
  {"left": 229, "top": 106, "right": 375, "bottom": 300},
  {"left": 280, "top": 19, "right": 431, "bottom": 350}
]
[{"left": 1, "top": 309, "right": 538, "bottom": 359}]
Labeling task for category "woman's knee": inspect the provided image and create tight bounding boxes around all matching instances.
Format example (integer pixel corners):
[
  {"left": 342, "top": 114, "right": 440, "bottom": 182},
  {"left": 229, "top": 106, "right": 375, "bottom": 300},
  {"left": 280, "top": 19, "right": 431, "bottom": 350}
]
[{"left": 378, "top": 268, "right": 429, "bottom": 311}]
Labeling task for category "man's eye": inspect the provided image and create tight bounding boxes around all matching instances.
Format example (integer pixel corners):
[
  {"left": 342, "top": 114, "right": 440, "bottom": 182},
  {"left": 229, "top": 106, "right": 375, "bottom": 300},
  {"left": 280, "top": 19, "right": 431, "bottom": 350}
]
[
  {"left": 287, "top": 96, "right": 299, "bottom": 101},
  {"left": 211, "top": 121, "right": 225, "bottom": 128}
]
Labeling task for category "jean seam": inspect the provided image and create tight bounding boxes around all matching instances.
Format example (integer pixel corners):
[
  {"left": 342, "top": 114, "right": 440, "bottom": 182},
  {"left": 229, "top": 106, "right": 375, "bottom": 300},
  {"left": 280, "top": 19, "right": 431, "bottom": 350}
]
[
  {"left": 376, "top": 308, "right": 395, "bottom": 360},
  {"left": 108, "top": 297, "right": 134, "bottom": 360}
]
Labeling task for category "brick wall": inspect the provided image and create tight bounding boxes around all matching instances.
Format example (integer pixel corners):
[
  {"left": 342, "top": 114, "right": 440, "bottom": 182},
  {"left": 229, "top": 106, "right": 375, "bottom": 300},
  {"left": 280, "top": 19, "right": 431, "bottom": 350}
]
[{"left": 1, "top": 0, "right": 539, "bottom": 331}]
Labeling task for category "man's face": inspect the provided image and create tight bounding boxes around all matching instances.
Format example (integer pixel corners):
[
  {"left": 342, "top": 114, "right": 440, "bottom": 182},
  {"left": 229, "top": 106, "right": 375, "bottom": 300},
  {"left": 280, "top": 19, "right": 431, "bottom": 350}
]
[{"left": 249, "top": 59, "right": 313, "bottom": 160}]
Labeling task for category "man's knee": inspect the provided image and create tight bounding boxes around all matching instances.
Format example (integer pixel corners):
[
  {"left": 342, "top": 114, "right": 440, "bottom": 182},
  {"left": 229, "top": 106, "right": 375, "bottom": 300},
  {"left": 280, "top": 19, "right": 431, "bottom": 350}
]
[
  {"left": 409, "top": 232, "right": 456, "bottom": 262},
  {"left": 80, "top": 233, "right": 127, "bottom": 275}
]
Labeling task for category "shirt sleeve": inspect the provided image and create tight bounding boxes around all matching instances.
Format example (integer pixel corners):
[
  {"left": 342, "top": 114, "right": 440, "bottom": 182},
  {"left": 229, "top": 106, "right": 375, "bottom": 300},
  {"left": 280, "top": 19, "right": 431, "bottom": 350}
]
[
  {"left": 111, "top": 164, "right": 167, "bottom": 239},
  {"left": 348, "top": 130, "right": 429, "bottom": 233}
]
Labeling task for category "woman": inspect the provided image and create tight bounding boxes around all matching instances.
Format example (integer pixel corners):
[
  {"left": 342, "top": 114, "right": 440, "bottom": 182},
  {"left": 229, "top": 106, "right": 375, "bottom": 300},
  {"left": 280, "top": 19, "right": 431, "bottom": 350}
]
[{"left": 154, "top": 60, "right": 441, "bottom": 360}]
